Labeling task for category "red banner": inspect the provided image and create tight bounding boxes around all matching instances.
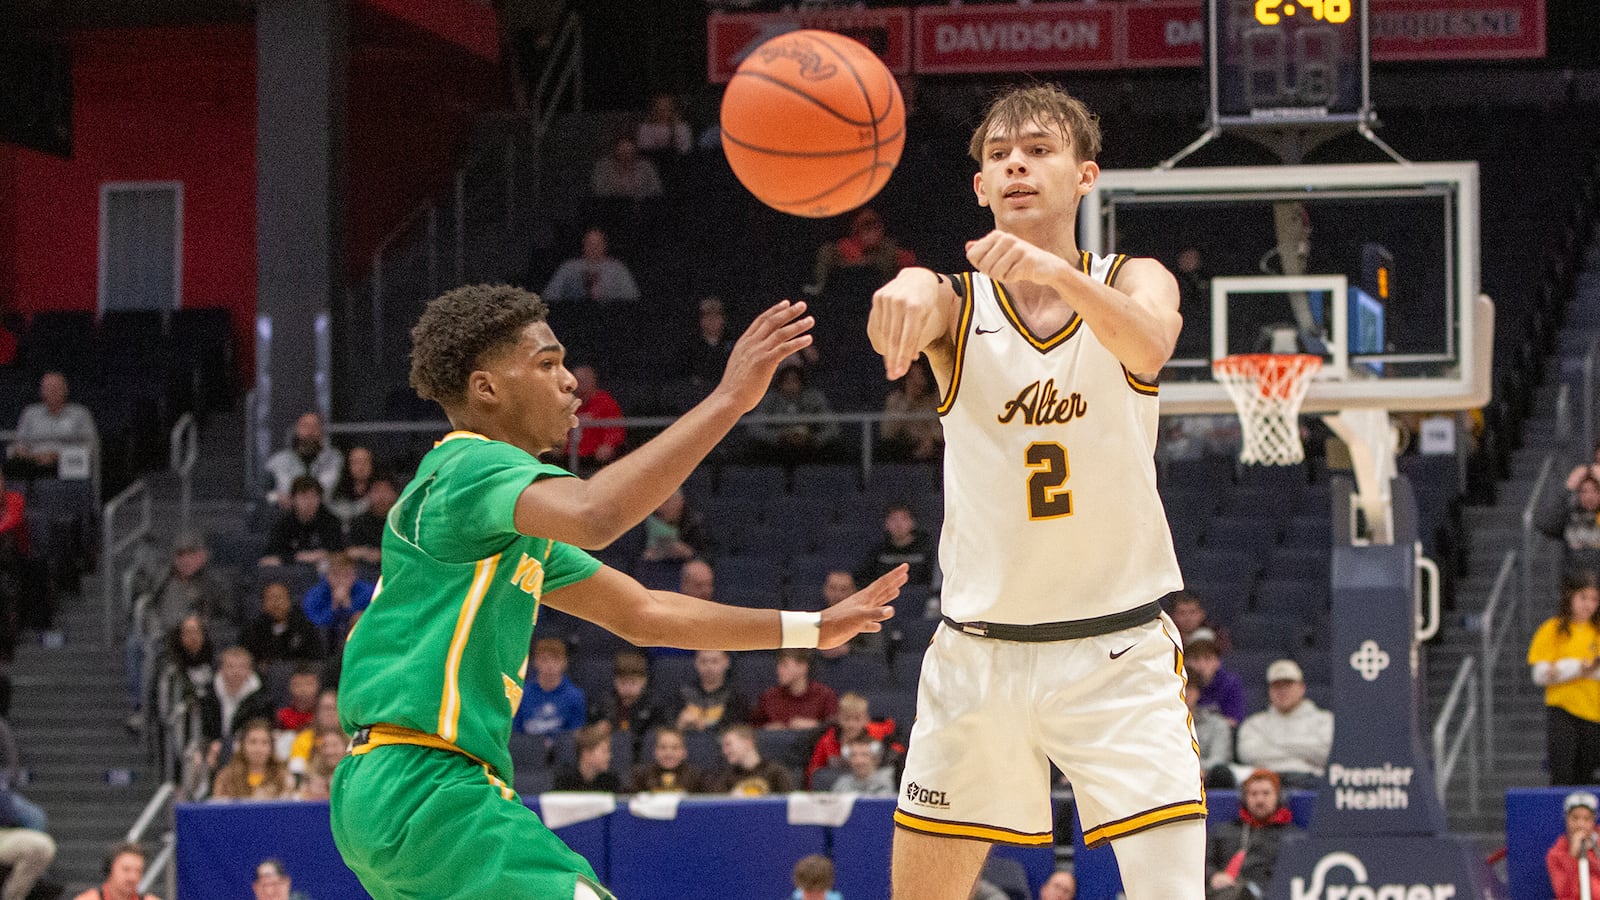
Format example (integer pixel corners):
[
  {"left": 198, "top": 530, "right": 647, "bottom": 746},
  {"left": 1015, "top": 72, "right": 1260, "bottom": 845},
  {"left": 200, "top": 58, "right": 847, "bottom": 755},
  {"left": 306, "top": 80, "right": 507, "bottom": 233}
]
[
  {"left": 706, "top": 8, "right": 911, "bottom": 83},
  {"left": 1123, "top": 0, "right": 1207, "bottom": 68},
  {"left": 1370, "top": 0, "right": 1546, "bottom": 60},
  {"left": 913, "top": 4, "right": 1120, "bottom": 74},
  {"left": 707, "top": 0, "right": 1544, "bottom": 79}
]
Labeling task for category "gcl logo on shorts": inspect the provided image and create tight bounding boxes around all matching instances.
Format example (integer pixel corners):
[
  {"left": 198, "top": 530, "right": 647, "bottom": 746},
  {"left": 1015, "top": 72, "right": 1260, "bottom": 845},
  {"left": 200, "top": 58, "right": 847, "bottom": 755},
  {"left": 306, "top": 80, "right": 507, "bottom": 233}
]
[{"left": 905, "top": 781, "right": 950, "bottom": 809}]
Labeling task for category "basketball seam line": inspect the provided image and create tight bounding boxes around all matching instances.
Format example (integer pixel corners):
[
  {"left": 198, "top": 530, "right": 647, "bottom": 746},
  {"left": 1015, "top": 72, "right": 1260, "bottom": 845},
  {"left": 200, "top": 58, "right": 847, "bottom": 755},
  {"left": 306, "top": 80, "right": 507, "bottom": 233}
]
[
  {"left": 812, "top": 35, "right": 882, "bottom": 208},
  {"left": 725, "top": 70, "right": 888, "bottom": 129},
  {"left": 720, "top": 125, "right": 905, "bottom": 159}
]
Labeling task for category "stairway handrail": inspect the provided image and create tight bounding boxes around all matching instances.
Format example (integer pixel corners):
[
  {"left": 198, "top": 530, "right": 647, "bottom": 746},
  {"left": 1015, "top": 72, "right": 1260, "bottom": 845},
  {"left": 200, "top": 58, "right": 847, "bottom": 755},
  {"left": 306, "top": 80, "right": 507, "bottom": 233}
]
[
  {"left": 1432, "top": 654, "right": 1481, "bottom": 814},
  {"left": 169, "top": 412, "right": 198, "bottom": 533},
  {"left": 100, "top": 479, "right": 152, "bottom": 648},
  {"left": 532, "top": 11, "right": 582, "bottom": 139},
  {"left": 1477, "top": 549, "right": 1520, "bottom": 770},
  {"left": 1585, "top": 337, "right": 1598, "bottom": 458},
  {"left": 1521, "top": 453, "right": 1557, "bottom": 629}
]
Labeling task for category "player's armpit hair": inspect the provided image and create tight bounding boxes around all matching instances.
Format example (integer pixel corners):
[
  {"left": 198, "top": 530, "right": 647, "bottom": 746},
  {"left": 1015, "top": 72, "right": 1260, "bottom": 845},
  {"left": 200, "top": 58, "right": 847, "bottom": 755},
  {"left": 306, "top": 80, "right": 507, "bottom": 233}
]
[{"left": 409, "top": 284, "right": 550, "bottom": 406}]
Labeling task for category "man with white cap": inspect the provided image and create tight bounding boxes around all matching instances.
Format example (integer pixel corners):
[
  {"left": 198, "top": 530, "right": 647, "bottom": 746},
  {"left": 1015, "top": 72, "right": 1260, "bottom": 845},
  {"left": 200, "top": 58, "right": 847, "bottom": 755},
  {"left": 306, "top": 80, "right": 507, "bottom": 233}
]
[
  {"left": 1235, "top": 659, "right": 1334, "bottom": 789},
  {"left": 1548, "top": 790, "right": 1600, "bottom": 900}
]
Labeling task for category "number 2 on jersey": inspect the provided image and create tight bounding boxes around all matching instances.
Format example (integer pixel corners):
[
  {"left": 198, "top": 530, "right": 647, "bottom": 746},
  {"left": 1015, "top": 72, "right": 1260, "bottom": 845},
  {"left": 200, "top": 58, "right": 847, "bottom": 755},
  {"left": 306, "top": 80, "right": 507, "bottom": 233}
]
[{"left": 1025, "top": 442, "right": 1072, "bottom": 520}]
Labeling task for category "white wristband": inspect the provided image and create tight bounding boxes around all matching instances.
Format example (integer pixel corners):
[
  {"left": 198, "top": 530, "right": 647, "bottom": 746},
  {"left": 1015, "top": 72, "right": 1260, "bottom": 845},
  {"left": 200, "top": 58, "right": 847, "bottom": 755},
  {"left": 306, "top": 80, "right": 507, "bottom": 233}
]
[{"left": 779, "top": 611, "right": 822, "bottom": 649}]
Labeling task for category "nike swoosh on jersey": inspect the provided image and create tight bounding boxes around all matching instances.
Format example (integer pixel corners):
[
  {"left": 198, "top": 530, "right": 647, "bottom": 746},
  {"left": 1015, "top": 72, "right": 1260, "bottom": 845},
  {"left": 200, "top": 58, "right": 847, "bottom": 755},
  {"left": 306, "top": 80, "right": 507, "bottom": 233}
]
[
  {"left": 1109, "top": 644, "right": 1136, "bottom": 659},
  {"left": 974, "top": 325, "right": 1003, "bottom": 335}
]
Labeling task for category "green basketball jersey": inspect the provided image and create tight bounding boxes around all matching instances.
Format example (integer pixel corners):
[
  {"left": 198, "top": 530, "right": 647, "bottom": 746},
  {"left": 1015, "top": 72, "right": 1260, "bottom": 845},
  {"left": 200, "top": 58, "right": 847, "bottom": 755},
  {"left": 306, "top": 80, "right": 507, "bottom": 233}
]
[{"left": 337, "top": 431, "right": 600, "bottom": 783}]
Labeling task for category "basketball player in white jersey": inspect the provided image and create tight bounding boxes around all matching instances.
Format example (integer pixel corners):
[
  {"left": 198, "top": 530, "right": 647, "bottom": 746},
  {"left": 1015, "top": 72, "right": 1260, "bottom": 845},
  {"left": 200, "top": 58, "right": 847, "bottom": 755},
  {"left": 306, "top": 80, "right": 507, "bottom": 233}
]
[{"left": 867, "top": 84, "right": 1204, "bottom": 900}]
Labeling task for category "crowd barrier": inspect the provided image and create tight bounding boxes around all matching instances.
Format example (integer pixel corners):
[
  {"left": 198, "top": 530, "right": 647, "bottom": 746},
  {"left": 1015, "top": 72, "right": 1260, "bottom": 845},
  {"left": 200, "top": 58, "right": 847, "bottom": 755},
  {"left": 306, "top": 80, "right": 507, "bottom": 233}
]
[{"left": 176, "top": 789, "right": 1311, "bottom": 899}]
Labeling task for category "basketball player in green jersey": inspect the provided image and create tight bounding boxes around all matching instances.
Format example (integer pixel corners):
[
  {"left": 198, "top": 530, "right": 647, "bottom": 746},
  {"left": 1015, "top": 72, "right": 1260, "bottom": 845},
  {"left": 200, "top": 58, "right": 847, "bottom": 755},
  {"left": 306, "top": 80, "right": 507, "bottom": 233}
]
[{"left": 331, "top": 285, "right": 905, "bottom": 900}]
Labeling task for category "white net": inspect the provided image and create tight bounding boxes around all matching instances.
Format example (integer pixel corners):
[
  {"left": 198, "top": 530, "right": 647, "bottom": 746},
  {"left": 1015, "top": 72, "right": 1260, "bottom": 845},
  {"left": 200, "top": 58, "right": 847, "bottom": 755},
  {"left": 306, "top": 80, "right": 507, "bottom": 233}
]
[{"left": 1213, "top": 354, "right": 1323, "bottom": 466}]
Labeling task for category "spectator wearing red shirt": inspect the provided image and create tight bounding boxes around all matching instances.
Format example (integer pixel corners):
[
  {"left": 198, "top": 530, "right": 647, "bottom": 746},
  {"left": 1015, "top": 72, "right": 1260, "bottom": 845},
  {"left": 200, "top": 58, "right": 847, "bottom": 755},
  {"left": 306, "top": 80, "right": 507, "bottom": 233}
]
[
  {"left": 1548, "top": 790, "right": 1600, "bottom": 900},
  {"left": 0, "top": 470, "right": 27, "bottom": 558},
  {"left": 0, "top": 471, "right": 30, "bottom": 659},
  {"left": 567, "top": 365, "right": 624, "bottom": 469},
  {"left": 753, "top": 648, "right": 837, "bottom": 730},
  {"left": 275, "top": 667, "right": 321, "bottom": 732},
  {"left": 806, "top": 691, "right": 903, "bottom": 784}
]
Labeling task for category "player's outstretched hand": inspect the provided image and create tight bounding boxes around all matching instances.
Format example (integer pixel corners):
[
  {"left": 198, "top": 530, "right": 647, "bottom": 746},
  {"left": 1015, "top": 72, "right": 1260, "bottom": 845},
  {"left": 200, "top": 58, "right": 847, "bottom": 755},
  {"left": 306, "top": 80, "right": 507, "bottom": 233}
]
[
  {"left": 869, "top": 268, "right": 946, "bottom": 380},
  {"left": 713, "top": 300, "right": 814, "bottom": 413},
  {"left": 818, "top": 564, "right": 905, "bottom": 650},
  {"left": 966, "top": 230, "right": 1068, "bottom": 287}
]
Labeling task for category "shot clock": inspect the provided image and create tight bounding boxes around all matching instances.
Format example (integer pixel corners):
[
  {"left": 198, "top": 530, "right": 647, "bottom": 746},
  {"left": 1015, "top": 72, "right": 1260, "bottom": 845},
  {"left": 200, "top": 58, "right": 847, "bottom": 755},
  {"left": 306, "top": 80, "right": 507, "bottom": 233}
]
[{"left": 1207, "top": 0, "right": 1370, "bottom": 125}]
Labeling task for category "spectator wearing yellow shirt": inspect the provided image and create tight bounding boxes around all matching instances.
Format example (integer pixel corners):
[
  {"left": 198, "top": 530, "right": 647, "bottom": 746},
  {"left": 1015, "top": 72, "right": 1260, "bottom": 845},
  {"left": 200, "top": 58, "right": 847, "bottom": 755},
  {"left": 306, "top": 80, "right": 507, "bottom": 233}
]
[{"left": 1528, "top": 573, "right": 1600, "bottom": 785}]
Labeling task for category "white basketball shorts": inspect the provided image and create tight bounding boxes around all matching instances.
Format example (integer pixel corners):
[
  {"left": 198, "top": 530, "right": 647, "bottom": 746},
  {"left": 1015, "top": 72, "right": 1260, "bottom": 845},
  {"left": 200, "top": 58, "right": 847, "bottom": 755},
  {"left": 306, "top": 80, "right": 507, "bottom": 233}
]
[{"left": 894, "top": 612, "right": 1206, "bottom": 847}]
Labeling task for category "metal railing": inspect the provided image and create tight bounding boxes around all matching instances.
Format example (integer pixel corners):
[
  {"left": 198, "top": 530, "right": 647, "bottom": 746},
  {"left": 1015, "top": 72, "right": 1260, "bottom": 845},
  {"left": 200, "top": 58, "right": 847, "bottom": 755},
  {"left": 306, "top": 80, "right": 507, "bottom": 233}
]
[
  {"left": 1521, "top": 453, "right": 1557, "bottom": 628},
  {"left": 1584, "top": 337, "right": 1598, "bottom": 458},
  {"left": 169, "top": 413, "right": 198, "bottom": 533},
  {"left": 127, "top": 781, "right": 177, "bottom": 900},
  {"left": 100, "top": 479, "right": 151, "bottom": 647},
  {"left": 1477, "top": 549, "right": 1521, "bottom": 769},
  {"left": 1556, "top": 381, "right": 1573, "bottom": 444},
  {"left": 532, "top": 11, "right": 583, "bottom": 139},
  {"left": 1432, "top": 654, "right": 1481, "bottom": 813}
]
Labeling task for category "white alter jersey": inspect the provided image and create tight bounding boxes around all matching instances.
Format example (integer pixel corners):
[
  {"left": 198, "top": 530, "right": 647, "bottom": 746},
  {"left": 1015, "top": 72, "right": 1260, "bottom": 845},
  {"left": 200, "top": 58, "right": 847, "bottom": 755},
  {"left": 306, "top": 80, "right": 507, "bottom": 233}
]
[{"left": 936, "top": 254, "right": 1183, "bottom": 625}]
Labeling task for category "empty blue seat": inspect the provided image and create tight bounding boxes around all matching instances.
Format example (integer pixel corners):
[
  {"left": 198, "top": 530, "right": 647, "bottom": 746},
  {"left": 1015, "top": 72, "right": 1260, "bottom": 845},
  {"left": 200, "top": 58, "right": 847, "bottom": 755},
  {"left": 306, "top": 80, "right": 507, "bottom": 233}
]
[
  {"left": 1181, "top": 548, "right": 1262, "bottom": 585},
  {"left": 717, "top": 465, "right": 787, "bottom": 498},
  {"left": 1230, "top": 613, "right": 1307, "bottom": 653},
  {"left": 1252, "top": 577, "right": 1329, "bottom": 617},
  {"left": 793, "top": 464, "right": 862, "bottom": 499},
  {"left": 716, "top": 556, "right": 785, "bottom": 609},
  {"left": 1265, "top": 547, "right": 1328, "bottom": 580},
  {"left": 1204, "top": 516, "right": 1278, "bottom": 550}
]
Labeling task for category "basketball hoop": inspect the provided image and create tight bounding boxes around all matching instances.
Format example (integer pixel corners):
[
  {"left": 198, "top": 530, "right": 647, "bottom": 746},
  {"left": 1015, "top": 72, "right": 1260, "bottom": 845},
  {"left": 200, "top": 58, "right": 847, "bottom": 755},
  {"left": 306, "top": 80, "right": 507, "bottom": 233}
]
[{"left": 1213, "top": 353, "right": 1323, "bottom": 466}]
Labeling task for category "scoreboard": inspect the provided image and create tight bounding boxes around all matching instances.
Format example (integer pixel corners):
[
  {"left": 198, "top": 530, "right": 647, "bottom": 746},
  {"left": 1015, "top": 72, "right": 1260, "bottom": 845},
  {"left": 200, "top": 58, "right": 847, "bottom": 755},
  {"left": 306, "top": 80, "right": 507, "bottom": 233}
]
[{"left": 1207, "top": 0, "right": 1371, "bottom": 125}]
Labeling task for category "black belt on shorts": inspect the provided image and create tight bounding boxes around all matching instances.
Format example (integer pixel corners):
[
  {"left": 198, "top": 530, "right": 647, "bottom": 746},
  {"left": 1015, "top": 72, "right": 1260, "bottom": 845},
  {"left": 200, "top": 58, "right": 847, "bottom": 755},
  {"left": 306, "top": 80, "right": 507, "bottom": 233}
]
[{"left": 941, "top": 601, "right": 1162, "bottom": 642}]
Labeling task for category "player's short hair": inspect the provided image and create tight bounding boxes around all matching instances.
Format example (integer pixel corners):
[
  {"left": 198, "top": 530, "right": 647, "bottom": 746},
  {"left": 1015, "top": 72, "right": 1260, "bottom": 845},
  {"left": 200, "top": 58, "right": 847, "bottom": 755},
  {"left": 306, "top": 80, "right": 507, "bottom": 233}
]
[
  {"left": 409, "top": 284, "right": 550, "bottom": 406},
  {"left": 614, "top": 650, "right": 649, "bottom": 679},
  {"left": 839, "top": 692, "right": 870, "bottom": 716},
  {"left": 968, "top": 82, "right": 1102, "bottom": 163},
  {"left": 792, "top": 854, "right": 835, "bottom": 891},
  {"left": 533, "top": 638, "right": 568, "bottom": 662}
]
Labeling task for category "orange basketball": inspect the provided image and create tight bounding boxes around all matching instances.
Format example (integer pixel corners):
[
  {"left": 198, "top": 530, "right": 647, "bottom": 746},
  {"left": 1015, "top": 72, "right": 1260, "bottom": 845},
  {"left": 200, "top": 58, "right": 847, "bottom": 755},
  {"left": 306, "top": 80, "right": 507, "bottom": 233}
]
[{"left": 720, "top": 29, "right": 904, "bottom": 219}]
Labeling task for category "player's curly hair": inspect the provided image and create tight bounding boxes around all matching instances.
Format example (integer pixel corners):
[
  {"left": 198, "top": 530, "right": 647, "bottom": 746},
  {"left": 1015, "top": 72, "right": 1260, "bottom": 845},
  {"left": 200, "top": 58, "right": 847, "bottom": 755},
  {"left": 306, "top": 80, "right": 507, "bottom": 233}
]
[
  {"left": 408, "top": 284, "right": 549, "bottom": 406},
  {"left": 968, "top": 82, "right": 1102, "bottom": 163}
]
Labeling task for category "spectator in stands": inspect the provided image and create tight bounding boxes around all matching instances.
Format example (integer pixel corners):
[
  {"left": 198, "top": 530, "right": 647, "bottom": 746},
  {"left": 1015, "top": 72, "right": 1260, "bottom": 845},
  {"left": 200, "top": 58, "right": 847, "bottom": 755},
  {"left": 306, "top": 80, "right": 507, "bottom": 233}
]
[
  {"left": 344, "top": 475, "right": 398, "bottom": 566},
  {"left": 641, "top": 489, "right": 712, "bottom": 564},
  {"left": 592, "top": 134, "right": 663, "bottom": 201},
  {"left": 0, "top": 802, "right": 57, "bottom": 900},
  {"left": 263, "top": 412, "right": 341, "bottom": 509},
  {"left": 240, "top": 581, "right": 326, "bottom": 665},
  {"left": 588, "top": 650, "right": 661, "bottom": 751},
  {"left": 1565, "top": 443, "right": 1600, "bottom": 492},
  {"left": 1235, "top": 660, "right": 1334, "bottom": 789},
  {"left": 829, "top": 733, "right": 895, "bottom": 795},
  {"left": 151, "top": 613, "right": 216, "bottom": 725},
  {"left": 1547, "top": 790, "right": 1600, "bottom": 900},
  {"left": 809, "top": 207, "right": 916, "bottom": 297},
  {"left": 665, "top": 296, "right": 735, "bottom": 413},
  {"left": 1528, "top": 573, "right": 1600, "bottom": 785},
  {"left": 1040, "top": 870, "right": 1078, "bottom": 900},
  {"left": 1205, "top": 769, "right": 1301, "bottom": 900},
  {"left": 259, "top": 476, "right": 345, "bottom": 568},
  {"left": 6, "top": 371, "right": 97, "bottom": 481},
  {"left": 855, "top": 503, "right": 937, "bottom": 590},
  {"left": 252, "top": 858, "right": 311, "bottom": 900},
  {"left": 212, "top": 717, "right": 293, "bottom": 800},
  {"left": 566, "top": 365, "right": 625, "bottom": 470},
  {"left": 675, "top": 648, "right": 750, "bottom": 732},
  {"left": 789, "top": 853, "right": 841, "bottom": 900},
  {"left": 817, "top": 571, "right": 880, "bottom": 660},
  {"left": 636, "top": 93, "right": 692, "bottom": 162},
  {"left": 552, "top": 721, "right": 622, "bottom": 792},
  {"left": 708, "top": 724, "right": 795, "bottom": 795},
  {"left": 1169, "top": 591, "right": 1232, "bottom": 655},
  {"left": 753, "top": 648, "right": 837, "bottom": 730},
  {"left": 328, "top": 446, "right": 376, "bottom": 522},
  {"left": 542, "top": 227, "right": 641, "bottom": 302},
  {"left": 308, "top": 729, "right": 347, "bottom": 782},
  {"left": 680, "top": 558, "right": 715, "bottom": 602},
  {"left": 74, "top": 842, "right": 159, "bottom": 900},
  {"left": 748, "top": 366, "right": 839, "bottom": 465},
  {"left": 627, "top": 726, "right": 703, "bottom": 793},
  {"left": 275, "top": 666, "right": 322, "bottom": 732},
  {"left": 126, "top": 532, "right": 230, "bottom": 730},
  {"left": 879, "top": 360, "right": 942, "bottom": 463},
  {"left": 301, "top": 552, "right": 374, "bottom": 646},
  {"left": 201, "top": 646, "right": 274, "bottom": 762},
  {"left": 807, "top": 691, "right": 900, "bottom": 784},
  {"left": 1187, "top": 673, "right": 1236, "bottom": 788},
  {"left": 513, "top": 638, "right": 587, "bottom": 737},
  {"left": 1537, "top": 476, "right": 1600, "bottom": 577},
  {"left": 287, "top": 688, "right": 341, "bottom": 782},
  {"left": 0, "top": 470, "right": 29, "bottom": 661},
  {"left": 1185, "top": 628, "right": 1245, "bottom": 726}
]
